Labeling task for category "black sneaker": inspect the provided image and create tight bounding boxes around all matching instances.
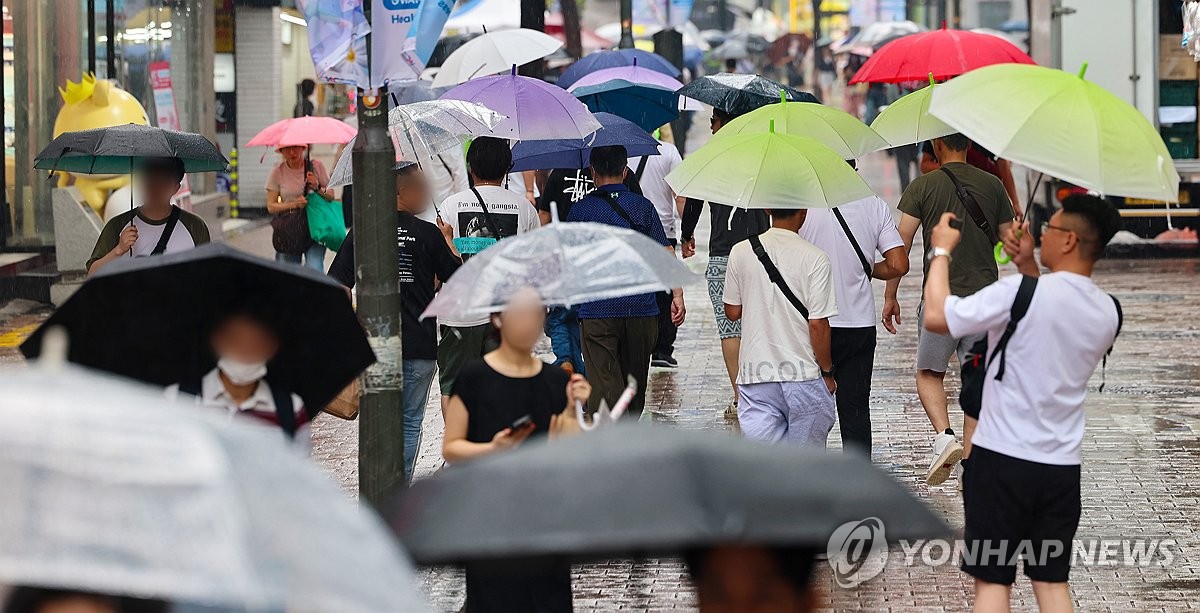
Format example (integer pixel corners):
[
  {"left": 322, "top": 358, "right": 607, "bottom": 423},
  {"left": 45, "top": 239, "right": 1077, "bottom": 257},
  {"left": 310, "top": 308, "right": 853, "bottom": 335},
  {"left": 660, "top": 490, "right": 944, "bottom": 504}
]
[{"left": 651, "top": 354, "right": 678, "bottom": 368}]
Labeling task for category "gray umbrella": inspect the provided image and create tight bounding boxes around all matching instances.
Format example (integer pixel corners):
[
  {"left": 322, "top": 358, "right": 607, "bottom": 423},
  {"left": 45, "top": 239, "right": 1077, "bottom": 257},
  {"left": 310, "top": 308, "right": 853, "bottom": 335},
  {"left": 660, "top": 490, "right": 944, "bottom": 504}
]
[
  {"left": 390, "top": 425, "right": 949, "bottom": 563},
  {"left": 34, "top": 123, "right": 228, "bottom": 175}
]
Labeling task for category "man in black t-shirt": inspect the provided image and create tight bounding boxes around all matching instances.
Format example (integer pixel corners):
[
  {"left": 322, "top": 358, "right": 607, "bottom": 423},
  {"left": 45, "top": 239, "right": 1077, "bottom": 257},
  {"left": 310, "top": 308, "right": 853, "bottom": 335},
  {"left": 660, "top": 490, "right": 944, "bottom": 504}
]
[{"left": 328, "top": 163, "right": 461, "bottom": 483}]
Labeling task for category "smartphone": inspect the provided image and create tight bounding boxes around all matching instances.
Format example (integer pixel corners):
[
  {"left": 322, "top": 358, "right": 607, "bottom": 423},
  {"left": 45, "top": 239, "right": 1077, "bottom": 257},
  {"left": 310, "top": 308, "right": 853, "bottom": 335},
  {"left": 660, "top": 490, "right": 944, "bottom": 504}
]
[
  {"left": 949, "top": 218, "right": 964, "bottom": 230},
  {"left": 509, "top": 415, "right": 533, "bottom": 431}
]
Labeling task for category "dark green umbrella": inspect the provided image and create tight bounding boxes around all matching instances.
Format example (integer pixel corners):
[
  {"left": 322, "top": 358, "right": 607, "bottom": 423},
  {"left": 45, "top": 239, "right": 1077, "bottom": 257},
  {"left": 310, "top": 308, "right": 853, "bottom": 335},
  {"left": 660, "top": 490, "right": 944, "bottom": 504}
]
[
  {"left": 34, "top": 123, "right": 228, "bottom": 175},
  {"left": 389, "top": 425, "right": 949, "bottom": 563}
]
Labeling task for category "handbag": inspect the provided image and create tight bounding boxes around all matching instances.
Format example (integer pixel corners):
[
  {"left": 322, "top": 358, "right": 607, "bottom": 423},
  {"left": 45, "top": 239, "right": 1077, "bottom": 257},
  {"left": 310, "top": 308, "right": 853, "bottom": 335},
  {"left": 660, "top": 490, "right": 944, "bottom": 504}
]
[
  {"left": 323, "top": 378, "right": 360, "bottom": 420},
  {"left": 306, "top": 191, "right": 347, "bottom": 251},
  {"left": 271, "top": 210, "right": 311, "bottom": 255}
]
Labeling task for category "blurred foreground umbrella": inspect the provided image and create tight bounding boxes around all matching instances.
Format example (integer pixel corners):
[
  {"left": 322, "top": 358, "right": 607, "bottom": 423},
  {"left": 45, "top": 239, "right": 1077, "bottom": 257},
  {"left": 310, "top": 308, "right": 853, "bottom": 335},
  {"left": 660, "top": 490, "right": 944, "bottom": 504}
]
[
  {"left": 715, "top": 96, "right": 888, "bottom": 159},
  {"left": 572, "top": 80, "right": 680, "bottom": 132},
  {"left": 665, "top": 127, "right": 875, "bottom": 209},
  {"left": 329, "top": 100, "right": 505, "bottom": 187},
  {"left": 0, "top": 364, "right": 427, "bottom": 611},
  {"left": 245, "top": 115, "right": 357, "bottom": 148},
  {"left": 510, "top": 112, "right": 662, "bottom": 172},
  {"left": 432, "top": 28, "right": 564, "bottom": 87},
  {"left": 390, "top": 425, "right": 949, "bottom": 563},
  {"left": 441, "top": 69, "right": 602, "bottom": 140},
  {"left": 930, "top": 63, "right": 1181, "bottom": 202},
  {"left": 21, "top": 243, "right": 373, "bottom": 413},
  {"left": 34, "top": 124, "right": 228, "bottom": 175},
  {"left": 421, "top": 222, "right": 698, "bottom": 322},
  {"left": 869, "top": 76, "right": 956, "bottom": 147},
  {"left": 851, "top": 25, "right": 1034, "bottom": 84},
  {"left": 557, "top": 49, "right": 681, "bottom": 89},
  {"left": 677, "top": 73, "right": 818, "bottom": 117}
]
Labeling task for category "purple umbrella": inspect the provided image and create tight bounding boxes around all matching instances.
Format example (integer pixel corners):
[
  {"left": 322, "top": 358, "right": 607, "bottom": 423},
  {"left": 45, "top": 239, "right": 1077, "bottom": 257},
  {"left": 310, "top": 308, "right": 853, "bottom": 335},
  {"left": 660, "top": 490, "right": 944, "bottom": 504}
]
[
  {"left": 567, "top": 66, "right": 704, "bottom": 111},
  {"left": 440, "top": 68, "right": 601, "bottom": 141}
]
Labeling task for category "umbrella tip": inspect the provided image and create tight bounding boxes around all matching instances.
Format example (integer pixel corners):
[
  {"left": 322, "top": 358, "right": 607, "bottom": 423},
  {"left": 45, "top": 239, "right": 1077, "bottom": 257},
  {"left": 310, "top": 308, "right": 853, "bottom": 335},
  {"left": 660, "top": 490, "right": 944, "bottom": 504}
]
[
  {"left": 1078, "top": 62, "right": 1088, "bottom": 79},
  {"left": 780, "top": 90, "right": 786, "bottom": 104},
  {"left": 941, "top": 19, "right": 947, "bottom": 30},
  {"left": 511, "top": 64, "right": 517, "bottom": 76},
  {"left": 38, "top": 326, "right": 69, "bottom": 370},
  {"left": 769, "top": 119, "right": 775, "bottom": 133},
  {"left": 928, "top": 72, "right": 936, "bottom": 87}
]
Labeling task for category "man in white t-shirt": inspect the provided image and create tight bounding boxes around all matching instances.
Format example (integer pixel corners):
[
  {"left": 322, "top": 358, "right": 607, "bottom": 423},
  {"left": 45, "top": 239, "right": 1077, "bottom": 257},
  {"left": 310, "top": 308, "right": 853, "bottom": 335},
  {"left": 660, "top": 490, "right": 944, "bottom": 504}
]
[
  {"left": 798, "top": 186, "right": 908, "bottom": 455},
  {"left": 436, "top": 137, "right": 539, "bottom": 410},
  {"left": 723, "top": 208, "right": 838, "bottom": 447},
  {"left": 922, "top": 195, "right": 1122, "bottom": 611}
]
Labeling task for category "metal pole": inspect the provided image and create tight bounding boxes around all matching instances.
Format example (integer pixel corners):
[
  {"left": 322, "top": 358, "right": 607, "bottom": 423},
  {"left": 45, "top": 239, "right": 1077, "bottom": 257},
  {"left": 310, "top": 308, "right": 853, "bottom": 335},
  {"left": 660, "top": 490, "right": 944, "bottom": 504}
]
[
  {"left": 355, "top": 1, "right": 405, "bottom": 510},
  {"left": 105, "top": 0, "right": 115, "bottom": 78},
  {"left": 619, "top": 0, "right": 635, "bottom": 49},
  {"left": 87, "top": 0, "right": 96, "bottom": 75},
  {"left": 519, "top": 0, "right": 547, "bottom": 77},
  {"left": 810, "top": 0, "right": 822, "bottom": 89}
]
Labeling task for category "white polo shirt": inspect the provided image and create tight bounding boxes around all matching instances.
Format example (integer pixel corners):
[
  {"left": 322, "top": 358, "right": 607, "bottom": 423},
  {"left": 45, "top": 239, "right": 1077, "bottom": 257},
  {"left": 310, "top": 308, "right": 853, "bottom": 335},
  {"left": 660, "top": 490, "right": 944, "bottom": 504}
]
[
  {"left": 945, "top": 272, "right": 1120, "bottom": 465},
  {"left": 628, "top": 141, "right": 683, "bottom": 240}
]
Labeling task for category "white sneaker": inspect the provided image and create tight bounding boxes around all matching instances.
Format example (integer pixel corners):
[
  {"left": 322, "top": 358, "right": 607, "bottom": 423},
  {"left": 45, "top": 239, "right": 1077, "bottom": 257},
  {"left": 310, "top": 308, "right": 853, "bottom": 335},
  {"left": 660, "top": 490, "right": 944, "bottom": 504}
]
[{"left": 925, "top": 432, "right": 963, "bottom": 486}]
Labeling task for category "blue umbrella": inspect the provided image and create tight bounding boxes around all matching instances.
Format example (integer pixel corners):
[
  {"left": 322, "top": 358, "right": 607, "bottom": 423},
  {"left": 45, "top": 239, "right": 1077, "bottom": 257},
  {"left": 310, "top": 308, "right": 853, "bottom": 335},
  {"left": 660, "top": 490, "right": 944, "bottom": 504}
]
[
  {"left": 572, "top": 80, "right": 680, "bottom": 132},
  {"left": 510, "top": 112, "right": 661, "bottom": 171},
  {"left": 558, "top": 49, "right": 681, "bottom": 88}
]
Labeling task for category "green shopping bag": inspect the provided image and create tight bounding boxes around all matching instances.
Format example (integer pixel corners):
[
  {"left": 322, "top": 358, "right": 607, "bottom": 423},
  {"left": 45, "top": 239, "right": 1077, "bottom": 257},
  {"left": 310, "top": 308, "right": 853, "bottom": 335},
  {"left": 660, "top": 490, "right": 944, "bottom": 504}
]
[{"left": 306, "top": 192, "right": 347, "bottom": 252}]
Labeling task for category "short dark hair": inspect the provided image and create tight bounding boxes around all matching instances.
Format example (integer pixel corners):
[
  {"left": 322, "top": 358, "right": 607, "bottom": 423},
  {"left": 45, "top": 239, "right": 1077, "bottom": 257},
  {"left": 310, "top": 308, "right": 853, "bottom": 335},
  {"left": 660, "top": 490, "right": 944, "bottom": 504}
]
[
  {"left": 766, "top": 208, "right": 804, "bottom": 220},
  {"left": 589, "top": 145, "right": 629, "bottom": 178},
  {"left": 937, "top": 133, "right": 970, "bottom": 152},
  {"left": 3, "top": 587, "right": 167, "bottom": 613},
  {"left": 712, "top": 108, "right": 737, "bottom": 125},
  {"left": 1060, "top": 194, "right": 1121, "bottom": 260},
  {"left": 300, "top": 78, "right": 317, "bottom": 97},
  {"left": 467, "top": 137, "right": 512, "bottom": 182},
  {"left": 138, "top": 156, "right": 186, "bottom": 182},
  {"left": 685, "top": 546, "right": 817, "bottom": 593}
]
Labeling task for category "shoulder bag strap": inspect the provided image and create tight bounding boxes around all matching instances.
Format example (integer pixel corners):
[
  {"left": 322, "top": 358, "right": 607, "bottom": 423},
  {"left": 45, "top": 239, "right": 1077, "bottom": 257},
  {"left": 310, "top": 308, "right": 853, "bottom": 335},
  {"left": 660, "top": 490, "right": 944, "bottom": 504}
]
[
  {"left": 1099, "top": 295, "right": 1124, "bottom": 392},
  {"left": 150, "top": 206, "right": 183, "bottom": 255},
  {"left": 748, "top": 234, "right": 809, "bottom": 320},
  {"left": 633, "top": 156, "right": 650, "bottom": 182},
  {"left": 468, "top": 186, "right": 503, "bottom": 238},
  {"left": 831, "top": 207, "right": 872, "bottom": 278},
  {"left": 940, "top": 166, "right": 999, "bottom": 244},
  {"left": 178, "top": 372, "right": 202, "bottom": 397},
  {"left": 602, "top": 191, "right": 639, "bottom": 230},
  {"left": 989, "top": 274, "right": 1038, "bottom": 381},
  {"left": 268, "top": 380, "right": 298, "bottom": 438}
]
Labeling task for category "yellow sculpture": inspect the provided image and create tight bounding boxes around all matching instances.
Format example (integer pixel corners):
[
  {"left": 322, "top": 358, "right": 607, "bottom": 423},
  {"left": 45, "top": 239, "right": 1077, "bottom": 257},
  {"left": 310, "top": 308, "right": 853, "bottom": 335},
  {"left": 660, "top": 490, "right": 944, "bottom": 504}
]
[{"left": 52, "top": 73, "right": 150, "bottom": 217}]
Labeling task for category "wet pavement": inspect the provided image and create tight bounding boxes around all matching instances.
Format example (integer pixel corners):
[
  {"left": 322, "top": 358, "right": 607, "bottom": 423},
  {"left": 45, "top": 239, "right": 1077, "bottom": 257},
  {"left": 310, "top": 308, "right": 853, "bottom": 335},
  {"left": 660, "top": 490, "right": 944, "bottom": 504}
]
[{"left": 2, "top": 150, "right": 1199, "bottom": 611}]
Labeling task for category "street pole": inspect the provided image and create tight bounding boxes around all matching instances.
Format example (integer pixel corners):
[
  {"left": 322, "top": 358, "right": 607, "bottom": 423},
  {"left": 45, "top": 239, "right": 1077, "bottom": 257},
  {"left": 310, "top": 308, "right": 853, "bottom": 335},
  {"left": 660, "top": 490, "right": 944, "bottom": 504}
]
[
  {"left": 619, "top": 0, "right": 635, "bottom": 49},
  {"left": 355, "top": 1, "right": 404, "bottom": 510},
  {"left": 810, "top": 0, "right": 822, "bottom": 90},
  {"left": 519, "top": 0, "right": 547, "bottom": 78}
]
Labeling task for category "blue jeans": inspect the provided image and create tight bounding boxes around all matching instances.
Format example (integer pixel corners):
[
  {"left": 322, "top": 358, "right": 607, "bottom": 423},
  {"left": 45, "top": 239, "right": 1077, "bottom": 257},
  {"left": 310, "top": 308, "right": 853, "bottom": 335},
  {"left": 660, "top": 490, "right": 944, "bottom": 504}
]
[
  {"left": 402, "top": 359, "right": 437, "bottom": 483},
  {"left": 545, "top": 306, "right": 585, "bottom": 376},
  {"left": 275, "top": 243, "right": 327, "bottom": 272}
]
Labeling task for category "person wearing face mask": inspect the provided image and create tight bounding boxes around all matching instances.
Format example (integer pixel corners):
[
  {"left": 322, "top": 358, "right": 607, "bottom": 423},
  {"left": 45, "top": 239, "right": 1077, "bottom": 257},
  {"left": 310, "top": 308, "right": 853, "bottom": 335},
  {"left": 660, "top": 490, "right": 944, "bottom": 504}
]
[{"left": 166, "top": 310, "right": 309, "bottom": 449}]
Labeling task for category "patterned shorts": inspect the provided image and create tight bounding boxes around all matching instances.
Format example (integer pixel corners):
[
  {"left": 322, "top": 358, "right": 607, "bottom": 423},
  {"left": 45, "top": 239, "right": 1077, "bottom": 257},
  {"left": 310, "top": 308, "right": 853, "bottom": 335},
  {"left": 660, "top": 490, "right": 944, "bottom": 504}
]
[{"left": 706, "top": 256, "right": 742, "bottom": 340}]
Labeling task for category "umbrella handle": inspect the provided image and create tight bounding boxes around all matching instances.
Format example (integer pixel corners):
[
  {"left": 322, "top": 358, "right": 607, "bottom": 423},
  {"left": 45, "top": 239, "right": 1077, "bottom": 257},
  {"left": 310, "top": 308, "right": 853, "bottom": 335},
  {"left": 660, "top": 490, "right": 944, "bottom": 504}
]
[
  {"left": 994, "top": 241, "right": 1011, "bottom": 265},
  {"left": 575, "top": 399, "right": 598, "bottom": 431}
]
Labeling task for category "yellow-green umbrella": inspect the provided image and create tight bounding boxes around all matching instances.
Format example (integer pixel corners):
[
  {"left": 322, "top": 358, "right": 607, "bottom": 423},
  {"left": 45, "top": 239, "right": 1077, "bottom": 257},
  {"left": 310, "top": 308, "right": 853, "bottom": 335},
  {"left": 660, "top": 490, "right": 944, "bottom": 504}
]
[
  {"left": 714, "top": 95, "right": 890, "bottom": 159},
  {"left": 930, "top": 63, "right": 1180, "bottom": 203},
  {"left": 869, "top": 75, "right": 956, "bottom": 148},
  {"left": 664, "top": 123, "right": 876, "bottom": 209}
]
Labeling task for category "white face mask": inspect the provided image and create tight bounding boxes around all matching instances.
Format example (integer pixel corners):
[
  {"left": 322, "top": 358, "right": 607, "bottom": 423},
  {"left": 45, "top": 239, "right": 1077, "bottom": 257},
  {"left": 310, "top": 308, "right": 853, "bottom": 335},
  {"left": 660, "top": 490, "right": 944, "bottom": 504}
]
[{"left": 217, "top": 357, "right": 268, "bottom": 385}]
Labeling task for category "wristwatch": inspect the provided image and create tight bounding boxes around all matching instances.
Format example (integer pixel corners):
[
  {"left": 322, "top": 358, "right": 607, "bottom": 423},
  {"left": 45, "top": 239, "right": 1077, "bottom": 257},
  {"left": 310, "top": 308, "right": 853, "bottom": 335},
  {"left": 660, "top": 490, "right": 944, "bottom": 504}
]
[
  {"left": 927, "top": 246, "right": 953, "bottom": 264},
  {"left": 820, "top": 366, "right": 837, "bottom": 378}
]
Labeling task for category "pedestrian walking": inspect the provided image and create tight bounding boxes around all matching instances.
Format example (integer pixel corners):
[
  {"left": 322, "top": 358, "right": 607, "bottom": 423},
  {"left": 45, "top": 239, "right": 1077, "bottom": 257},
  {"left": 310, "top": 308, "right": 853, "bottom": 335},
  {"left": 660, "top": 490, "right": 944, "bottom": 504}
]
[
  {"left": 679, "top": 107, "right": 771, "bottom": 416},
  {"left": 883, "top": 132, "right": 1014, "bottom": 486},
  {"left": 329, "top": 163, "right": 462, "bottom": 482},
  {"left": 798, "top": 170, "right": 909, "bottom": 455},
  {"left": 920, "top": 140, "right": 1022, "bottom": 218},
  {"left": 266, "top": 144, "right": 334, "bottom": 271},
  {"left": 921, "top": 195, "right": 1123, "bottom": 612},
  {"left": 567, "top": 145, "right": 684, "bottom": 417},
  {"left": 86, "top": 157, "right": 210, "bottom": 275},
  {"left": 723, "top": 208, "right": 838, "bottom": 447},
  {"left": 436, "top": 137, "right": 540, "bottom": 415}
]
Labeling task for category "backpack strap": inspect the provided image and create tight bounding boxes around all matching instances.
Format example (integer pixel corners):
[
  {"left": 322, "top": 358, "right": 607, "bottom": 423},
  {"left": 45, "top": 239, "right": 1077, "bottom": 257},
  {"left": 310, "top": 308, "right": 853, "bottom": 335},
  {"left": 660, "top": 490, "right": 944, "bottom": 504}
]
[
  {"left": 1099, "top": 295, "right": 1123, "bottom": 392},
  {"left": 748, "top": 234, "right": 809, "bottom": 320},
  {"left": 831, "top": 207, "right": 872, "bottom": 279},
  {"left": 988, "top": 274, "right": 1038, "bottom": 381},
  {"left": 150, "top": 206, "right": 183, "bottom": 255},
  {"left": 940, "top": 166, "right": 999, "bottom": 244},
  {"left": 468, "top": 186, "right": 503, "bottom": 238},
  {"left": 633, "top": 156, "right": 650, "bottom": 182},
  {"left": 269, "top": 381, "right": 298, "bottom": 439}
]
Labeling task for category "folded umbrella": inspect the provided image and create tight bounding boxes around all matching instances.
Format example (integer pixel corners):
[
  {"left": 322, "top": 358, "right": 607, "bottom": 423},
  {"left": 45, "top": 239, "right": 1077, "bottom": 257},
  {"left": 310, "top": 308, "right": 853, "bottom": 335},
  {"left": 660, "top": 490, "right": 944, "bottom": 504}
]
[
  {"left": 714, "top": 96, "right": 889, "bottom": 159},
  {"left": 572, "top": 80, "right": 680, "bottom": 132},
  {"left": 390, "top": 425, "right": 949, "bottom": 563},
  {"left": 0, "top": 364, "right": 427, "bottom": 611},
  {"left": 851, "top": 24, "right": 1035, "bottom": 84},
  {"left": 567, "top": 65, "right": 703, "bottom": 111},
  {"left": 441, "top": 69, "right": 602, "bottom": 140},
  {"left": 421, "top": 222, "right": 699, "bottom": 321},
  {"left": 34, "top": 123, "right": 228, "bottom": 175},
  {"left": 929, "top": 63, "right": 1181, "bottom": 203},
  {"left": 245, "top": 115, "right": 357, "bottom": 148},
  {"left": 509, "top": 112, "right": 662, "bottom": 172},
  {"left": 20, "top": 243, "right": 374, "bottom": 413},
  {"left": 557, "top": 49, "right": 681, "bottom": 89},
  {"left": 676, "top": 73, "right": 819, "bottom": 117},
  {"left": 869, "top": 76, "right": 956, "bottom": 147},
  {"left": 432, "top": 28, "right": 564, "bottom": 87}
]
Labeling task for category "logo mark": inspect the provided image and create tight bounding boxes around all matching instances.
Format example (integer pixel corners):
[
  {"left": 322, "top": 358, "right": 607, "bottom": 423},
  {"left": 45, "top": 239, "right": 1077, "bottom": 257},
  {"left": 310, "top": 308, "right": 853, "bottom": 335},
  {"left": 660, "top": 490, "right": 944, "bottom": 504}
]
[{"left": 827, "top": 517, "right": 888, "bottom": 587}]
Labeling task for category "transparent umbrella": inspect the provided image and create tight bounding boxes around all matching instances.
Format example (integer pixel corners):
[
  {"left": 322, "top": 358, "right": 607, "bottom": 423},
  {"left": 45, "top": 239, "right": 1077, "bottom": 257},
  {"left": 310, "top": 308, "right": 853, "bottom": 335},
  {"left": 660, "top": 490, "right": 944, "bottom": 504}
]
[
  {"left": 0, "top": 360, "right": 428, "bottom": 612},
  {"left": 329, "top": 99, "right": 504, "bottom": 188},
  {"left": 421, "top": 221, "right": 700, "bottom": 322}
]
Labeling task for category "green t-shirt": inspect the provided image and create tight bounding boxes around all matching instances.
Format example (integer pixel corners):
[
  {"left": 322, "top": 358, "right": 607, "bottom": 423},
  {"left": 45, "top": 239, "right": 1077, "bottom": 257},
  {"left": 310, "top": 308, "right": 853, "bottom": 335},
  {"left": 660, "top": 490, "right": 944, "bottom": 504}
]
[
  {"left": 87, "top": 206, "right": 211, "bottom": 270},
  {"left": 898, "top": 162, "right": 1014, "bottom": 297}
]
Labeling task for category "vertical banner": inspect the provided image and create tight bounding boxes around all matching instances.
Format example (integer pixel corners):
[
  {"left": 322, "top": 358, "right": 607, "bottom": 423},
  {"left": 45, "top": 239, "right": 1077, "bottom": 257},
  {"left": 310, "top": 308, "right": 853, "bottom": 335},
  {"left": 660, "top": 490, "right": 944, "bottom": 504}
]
[
  {"left": 371, "top": 0, "right": 454, "bottom": 87},
  {"left": 296, "top": 0, "right": 370, "bottom": 88},
  {"left": 147, "top": 61, "right": 192, "bottom": 202}
]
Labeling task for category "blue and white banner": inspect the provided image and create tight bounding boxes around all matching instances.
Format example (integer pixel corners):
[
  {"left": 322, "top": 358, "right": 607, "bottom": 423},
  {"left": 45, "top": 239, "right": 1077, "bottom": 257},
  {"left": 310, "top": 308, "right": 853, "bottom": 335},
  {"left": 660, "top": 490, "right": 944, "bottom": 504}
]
[
  {"left": 371, "top": 0, "right": 454, "bottom": 87},
  {"left": 297, "top": 0, "right": 370, "bottom": 88}
]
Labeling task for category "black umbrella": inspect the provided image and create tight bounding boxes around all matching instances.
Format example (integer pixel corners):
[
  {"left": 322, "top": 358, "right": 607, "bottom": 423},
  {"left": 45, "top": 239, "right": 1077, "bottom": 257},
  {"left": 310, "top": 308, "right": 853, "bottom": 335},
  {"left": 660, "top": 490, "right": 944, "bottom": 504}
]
[
  {"left": 677, "top": 73, "right": 819, "bottom": 116},
  {"left": 34, "top": 123, "right": 228, "bottom": 175},
  {"left": 389, "top": 425, "right": 949, "bottom": 563},
  {"left": 20, "top": 243, "right": 373, "bottom": 414}
]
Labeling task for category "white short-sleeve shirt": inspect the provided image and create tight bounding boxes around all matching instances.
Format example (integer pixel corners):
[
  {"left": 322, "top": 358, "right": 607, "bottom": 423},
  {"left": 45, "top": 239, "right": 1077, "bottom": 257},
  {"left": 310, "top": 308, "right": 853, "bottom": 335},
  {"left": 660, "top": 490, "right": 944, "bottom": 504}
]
[{"left": 628, "top": 141, "right": 683, "bottom": 240}]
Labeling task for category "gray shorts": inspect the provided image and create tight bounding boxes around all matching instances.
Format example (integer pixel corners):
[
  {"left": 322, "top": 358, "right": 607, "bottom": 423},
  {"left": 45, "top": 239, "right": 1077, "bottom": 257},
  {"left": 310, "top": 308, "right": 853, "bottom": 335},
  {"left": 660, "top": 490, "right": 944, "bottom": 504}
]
[
  {"left": 916, "top": 301, "right": 985, "bottom": 373},
  {"left": 707, "top": 256, "right": 741, "bottom": 340},
  {"left": 737, "top": 378, "right": 836, "bottom": 448}
]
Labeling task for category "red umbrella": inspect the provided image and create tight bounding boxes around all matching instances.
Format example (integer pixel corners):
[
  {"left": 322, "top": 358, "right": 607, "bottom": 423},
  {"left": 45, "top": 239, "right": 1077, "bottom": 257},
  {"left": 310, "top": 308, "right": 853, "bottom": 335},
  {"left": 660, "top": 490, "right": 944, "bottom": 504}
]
[
  {"left": 245, "top": 116, "right": 357, "bottom": 148},
  {"left": 850, "top": 24, "right": 1034, "bottom": 84}
]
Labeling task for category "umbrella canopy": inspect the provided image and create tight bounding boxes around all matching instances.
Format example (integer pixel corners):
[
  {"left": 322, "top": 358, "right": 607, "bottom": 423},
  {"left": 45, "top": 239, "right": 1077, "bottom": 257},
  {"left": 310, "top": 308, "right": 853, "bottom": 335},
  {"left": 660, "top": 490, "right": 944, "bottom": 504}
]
[
  {"left": 440, "top": 70, "right": 602, "bottom": 140},
  {"left": 329, "top": 99, "right": 505, "bottom": 187},
  {"left": 567, "top": 65, "right": 703, "bottom": 111},
  {"left": 766, "top": 32, "right": 813, "bottom": 65},
  {"left": 844, "top": 20, "right": 924, "bottom": 50},
  {"left": 869, "top": 78, "right": 956, "bottom": 147},
  {"left": 666, "top": 128, "right": 875, "bottom": 209},
  {"left": 557, "top": 49, "right": 681, "bottom": 89},
  {"left": 245, "top": 116, "right": 357, "bottom": 148},
  {"left": 676, "top": 73, "right": 819, "bottom": 116},
  {"left": 929, "top": 63, "right": 1181, "bottom": 203},
  {"left": 850, "top": 25, "right": 1035, "bottom": 84},
  {"left": 20, "top": 243, "right": 373, "bottom": 413},
  {"left": 390, "top": 79, "right": 449, "bottom": 105},
  {"left": 0, "top": 364, "right": 427, "bottom": 611},
  {"left": 510, "top": 112, "right": 662, "bottom": 172},
  {"left": 390, "top": 425, "right": 949, "bottom": 563},
  {"left": 709, "top": 38, "right": 751, "bottom": 60},
  {"left": 432, "top": 28, "right": 564, "bottom": 87},
  {"left": 715, "top": 98, "right": 889, "bottom": 159},
  {"left": 572, "top": 80, "right": 680, "bottom": 132},
  {"left": 421, "top": 222, "right": 699, "bottom": 321},
  {"left": 34, "top": 123, "right": 228, "bottom": 175}
]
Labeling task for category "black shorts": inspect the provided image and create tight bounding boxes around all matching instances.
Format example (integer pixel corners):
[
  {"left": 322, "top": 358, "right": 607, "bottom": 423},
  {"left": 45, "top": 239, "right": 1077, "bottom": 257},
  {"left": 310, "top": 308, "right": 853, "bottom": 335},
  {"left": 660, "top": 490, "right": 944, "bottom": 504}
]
[{"left": 961, "top": 446, "right": 1081, "bottom": 585}]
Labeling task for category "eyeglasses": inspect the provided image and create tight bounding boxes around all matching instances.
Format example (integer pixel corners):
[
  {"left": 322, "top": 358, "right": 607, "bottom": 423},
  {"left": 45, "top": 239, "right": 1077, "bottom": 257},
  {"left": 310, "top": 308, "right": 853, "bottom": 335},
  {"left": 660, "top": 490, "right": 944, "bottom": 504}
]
[{"left": 1041, "top": 221, "right": 1072, "bottom": 236}]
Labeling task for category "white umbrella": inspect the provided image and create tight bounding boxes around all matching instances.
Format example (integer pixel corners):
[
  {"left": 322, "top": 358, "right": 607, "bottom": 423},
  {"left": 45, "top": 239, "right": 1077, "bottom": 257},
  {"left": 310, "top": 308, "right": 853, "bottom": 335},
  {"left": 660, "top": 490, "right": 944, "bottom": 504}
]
[
  {"left": 0, "top": 360, "right": 428, "bottom": 612},
  {"left": 432, "top": 28, "right": 563, "bottom": 87}
]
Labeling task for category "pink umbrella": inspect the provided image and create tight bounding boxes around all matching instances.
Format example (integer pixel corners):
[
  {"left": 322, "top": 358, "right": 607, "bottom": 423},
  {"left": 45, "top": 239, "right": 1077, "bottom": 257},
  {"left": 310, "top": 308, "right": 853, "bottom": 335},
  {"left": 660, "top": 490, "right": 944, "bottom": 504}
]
[
  {"left": 566, "top": 65, "right": 703, "bottom": 110},
  {"left": 245, "top": 116, "right": 357, "bottom": 148}
]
